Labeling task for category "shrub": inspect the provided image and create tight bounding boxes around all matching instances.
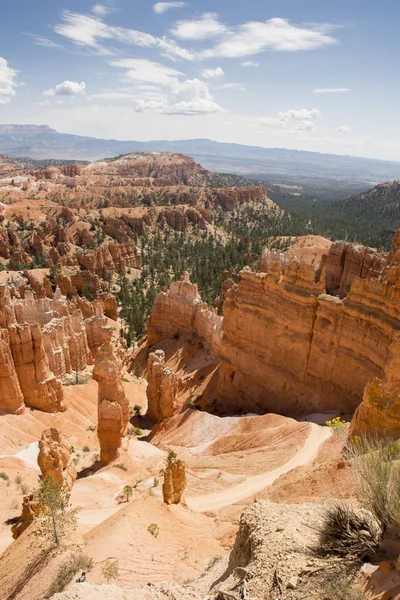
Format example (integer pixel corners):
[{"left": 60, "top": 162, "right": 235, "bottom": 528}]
[
  {"left": 317, "top": 502, "right": 381, "bottom": 557},
  {"left": 82, "top": 446, "right": 90, "bottom": 453},
  {"left": 134, "top": 428, "right": 142, "bottom": 437},
  {"left": 115, "top": 463, "right": 128, "bottom": 471},
  {"left": 101, "top": 559, "right": 119, "bottom": 583},
  {"left": 349, "top": 438, "right": 400, "bottom": 531},
  {"left": 186, "top": 397, "right": 194, "bottom": 406},
  {"left": 326, "top": 416, "right": 347, "bottom": 437},
  {"left": 133, "top": 404, "right": 142, "bottom": 416},
  {"left": 0, "top": 472, "right": 9, "bottom": 481},
  {"left": 167, "top": 451, "right": 177, "bottom": 462},
  {"left": 153, "top": 478, "right": 159, "bottom": 487},
  {"left": 148, "top": 523, "right": 159, "bottom": 537},
  {"left": 49, "top": 552, "right": 93, "bottom": 594}
]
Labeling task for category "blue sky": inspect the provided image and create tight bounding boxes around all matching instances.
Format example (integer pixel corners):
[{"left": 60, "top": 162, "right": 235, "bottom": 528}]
[{"left": 1, "top": 0, "right": 400, "bottom": 160}]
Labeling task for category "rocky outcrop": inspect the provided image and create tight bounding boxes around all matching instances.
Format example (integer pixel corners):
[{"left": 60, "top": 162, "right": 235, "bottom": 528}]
[
  {"left": 348, "top": 379, "right": 400, "bottom": 442},
  {"left": 0, "top": 329, "right": 24, "bottom": 414},
  {"left": 148, "top": 275, "right": 222, "bottom": 358},
  {"left": 85, "top": 314, "right": 111, "bottom": 356},
  {"left": 94, "top": 340, "right": 129, "bottom": 464},
  {"left": 8, "top": 323, "right": 64, "bottom": 412},
  {"left": 146, "top": 350, "right": 179, "bottom": 423},
  {"left": 76, "top": 242, "right": 142, "bottom": 275},
  {"left": 322, "top": 242, "right": 387, "bottom": 297},
  {"left": 11, "top": 494, "right": 42, "bottom": 539},
  {"left": 163, "top": 459, "right": 186, "bottom": 505},
  {"left": 37, "top": 427, "right": 77, "bottom": 490}
]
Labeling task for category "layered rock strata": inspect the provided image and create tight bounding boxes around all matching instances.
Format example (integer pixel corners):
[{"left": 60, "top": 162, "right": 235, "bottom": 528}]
[
  {"left": 147, "top": 275, "right": 222, "bottom": 359},
  {"left": 147, "top": 232, "right": 400, "bottom": 417},
  {"left": 37, "top": 427, "right": 77, "bottom": 490},
  {"left": 348, "top": 379, "right": 400, "bottom": 442},
  {"left": 94, "top": 340, "right": 129, "bottom": 464},
  {"left": 9, "top": 323, "right": 64, "bottom": 412}
]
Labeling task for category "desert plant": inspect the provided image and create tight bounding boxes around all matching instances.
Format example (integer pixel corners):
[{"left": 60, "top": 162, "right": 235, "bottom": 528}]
[
  {"left": 349, "top": 438, "right": 400, "bottom": 531},
  {"left": 321, "top": 577, "right": 366, "bottom": 600},
  {"left": 34, "top": 477, "right": 78, "bottom": 546},
  {"left": 186, "top": 397, "right": 194, "bottom": 406},
  {"left": 134, "top": 428, "right": 142, "bottom": 437},
  {"left": 0, "top": 472, "right": 9, "bottom": 481},
  {"left": 326, "top": 416, "right": 347, "bottom": 437},
  {"left": 167, "top": 451, "right": 177, "bottom": 462},
  {"left": 101, "top": 559, "right": 119, "bottom": 583},
  {"left": 123, "top": 485, "right": 133, "bottom": 502},
  {"left": 115, "top": 463, "right": 128, "bottom": 471},
  {"left": 82, "top": 446, "right": 90, "bottom": 453},
  {"left": 153, "top": 478, "right": 159, "bottom": 487},
  {"left": 133, "top": 404, "right": 142, "bottom": 416},
  {"left": 148, "top": 523, "right": 159, "bottom": 537},
  {"left": 317, "top": 502, "right": 381, "bottom": 557},
  {"left": 49, "top": 552, "right": 93, "bottom": 594}
]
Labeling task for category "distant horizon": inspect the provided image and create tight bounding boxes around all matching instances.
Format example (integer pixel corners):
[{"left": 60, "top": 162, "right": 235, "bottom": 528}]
[
  {"left": 2, "top": 123, "right": 400, "bottom": 166},
  {"left": 2, "top": 1, "right": 400, "bottom": 161}
]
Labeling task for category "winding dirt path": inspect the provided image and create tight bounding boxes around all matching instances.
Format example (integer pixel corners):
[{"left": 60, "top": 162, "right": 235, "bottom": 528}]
[{"left": 187, "top": 423, "right": 331, "bottom": 513}]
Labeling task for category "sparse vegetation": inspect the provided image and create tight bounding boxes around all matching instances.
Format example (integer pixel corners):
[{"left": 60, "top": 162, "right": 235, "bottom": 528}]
[
  {"left": 133, "top": 404, "right": 142, "bottom": 416},
  {"left": 134, "top": 428, "right": 142, "bottom": 437},
  {"left": 317, "top": 501, "right": 380, "bottom": 557},
  {"left": 123, "top": 485, "right": 133, "bottom": 502},
  {"left": 167, "top": 451, "right": 177, "bottom": 462},
  {"left": 115, "top": 463, "right": 128, "bottom": 471},
  {"left": 49, "top": 552, "right": 93, "bottom": 595},
  {"left": 101, "top": 559, "right": 119, "bottom": 583},
  {"left": 34, "top": 477, "right": 77, "bottom": 546},
  {"left": 0, "top": 472, "right": 9, "bottom": 481},
  {"left": 82, "top": 445, "right": 90, "bottom": 453},
  {"left": 148, "top": 523, "right": 159, "bottom": 537},
  {"left": 326, "top": 416, "right": 347, "bottom": 437},
  {"left": 153, "top": 478, "right": 159, "bottom": 487}
]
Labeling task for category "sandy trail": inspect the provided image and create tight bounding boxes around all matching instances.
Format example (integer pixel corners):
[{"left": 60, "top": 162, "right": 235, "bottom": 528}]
[{"left": 187, "top": 423, "right": 331, "bottom": 512}]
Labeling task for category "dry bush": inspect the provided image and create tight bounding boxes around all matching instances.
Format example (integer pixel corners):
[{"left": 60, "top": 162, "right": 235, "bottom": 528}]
[
  {"left": 318, "top": 502, "right": 381, "bottom": 557},
  {"left": 349, "top": 438, "right": 400, "bottom": 531},
  {"left": 49, "top": 552, "right": 93, "bottom": 595}
]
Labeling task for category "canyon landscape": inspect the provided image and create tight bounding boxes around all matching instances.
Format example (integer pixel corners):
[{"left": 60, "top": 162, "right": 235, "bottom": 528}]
[{"left": 0, "top": 149, "right": 399, "bottom": 600}]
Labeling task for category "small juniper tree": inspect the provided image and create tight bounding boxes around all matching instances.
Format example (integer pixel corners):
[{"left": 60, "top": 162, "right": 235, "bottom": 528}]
[
  {"left": 123, "top": 485, "right": 133, "bottom": 502},
  {"left": 101, "top": 559, "right": 119, "bottom": 583},
  {"left": 34, "top": 477, "right": 77, "bottom": 546}
]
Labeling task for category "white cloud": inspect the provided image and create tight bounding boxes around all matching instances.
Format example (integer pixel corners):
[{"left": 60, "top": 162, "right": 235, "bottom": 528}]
[
  {"left": 337, "top": 125, "right": 351, "bottom": 132},
  {"left": 0, "top": 57, "right": 18, "bottom": 104},
  {"left": 313, "top": 88, "right": 350, "bottom": 93},
  {"left": 153, "top": 2, "right": 186, "bottom": 14},
  {"left": 201, "top": 66, "right": 224, "bottom": 79},
  {"left": 241, "top": 61, "right": 260, "bottom": 67},
  {"left": 278, "top": 108, "right": 321, "bottom": 120},
  {"left": 44, "top": 80, "right": 86, "bottom": 96},
  {"left": 54, "top": 11, "right": 194, "bottom": 60},
  {"left": 110, "top": 59, "right": 223, "bottom": 116},
  {"left": 110, "top": 58, "right": 182, "bottom": 87},
  {"left": 200, "top": 17, "right": 337, "bottom": 58},
  {"left": 260, "top": 108, "right": 321, "bottom": 130},
  {"left": 295, "top": 120, "right": 316, "bottom": 131},
  {"left": 28, "top": 35, "right": 62, "bottom": 48},
  {"left": 92, "top": 5, "right": 109, "bottom": 17},
  {"left": 171, "top": 12, "right": 229, "bottom": 40},
  {"left": 217, "top": 82, "right": 246, "bottom": 91}
]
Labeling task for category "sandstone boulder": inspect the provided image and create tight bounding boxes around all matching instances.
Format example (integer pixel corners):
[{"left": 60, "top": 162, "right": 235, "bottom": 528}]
[
  {"left": 11, "top": 494, "right": 42, "bottom": 539},
  {"left": 349, "top": 379, "right": 400, "bottom": 442}
]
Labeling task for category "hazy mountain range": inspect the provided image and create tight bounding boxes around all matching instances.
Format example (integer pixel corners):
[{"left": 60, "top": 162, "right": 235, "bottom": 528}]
[{"left": 2, "top": 124, "right": 400, "bottom": 187}]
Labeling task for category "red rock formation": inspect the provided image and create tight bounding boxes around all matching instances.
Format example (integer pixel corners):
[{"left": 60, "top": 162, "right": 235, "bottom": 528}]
[
  {"left": 93, "top": 340, "right": 129, "bottom": 464},
  {"left": 348, "top": 379, "right": 400, "bottom": 442},
  {"left": 321, "top": 242, "right": 387, "bottom": 298},
  {"left": 0, "top": 329, "right": 24, "bottom": 414},
  {"left": 8, "top": 323, "right": 64, "bottom": 412},
  {"left": 148, "top": 275, "right": 222, "bottom": 358},
  {"left": 11, "top": 494, "right": 42, "bottom": 539},
  {"left": 146, "top": 350, "right": 179, "bottom": 423},
  {"left": 163, "top": 459, "right": 186, "bottom": 505},
  {"left": 37, "top": 427, "right": 77, "bottom": 490}
]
